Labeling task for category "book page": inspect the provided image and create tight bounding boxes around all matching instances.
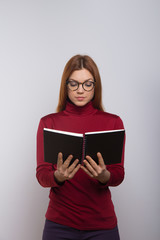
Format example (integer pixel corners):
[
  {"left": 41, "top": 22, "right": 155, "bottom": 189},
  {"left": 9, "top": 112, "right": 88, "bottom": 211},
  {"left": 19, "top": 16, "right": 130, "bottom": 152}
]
[
  {"left": 85, "top": 129, "right": 125, "bottom": 135},
  {"left": 44, "top": 128, "right": 83, "bottom": 137}
]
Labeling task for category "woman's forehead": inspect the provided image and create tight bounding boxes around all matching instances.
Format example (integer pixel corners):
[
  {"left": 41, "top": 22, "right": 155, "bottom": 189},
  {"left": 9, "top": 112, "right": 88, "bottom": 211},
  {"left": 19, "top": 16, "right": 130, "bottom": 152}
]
[{"left": 69, "top": 69, "right": 93, "bottom": 82}]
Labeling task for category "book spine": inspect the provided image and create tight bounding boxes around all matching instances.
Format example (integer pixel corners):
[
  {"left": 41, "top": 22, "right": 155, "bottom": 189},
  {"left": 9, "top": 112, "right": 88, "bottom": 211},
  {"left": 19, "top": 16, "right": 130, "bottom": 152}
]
[{"left": 82, "top": 134, "right": 86, "bottom": 161}]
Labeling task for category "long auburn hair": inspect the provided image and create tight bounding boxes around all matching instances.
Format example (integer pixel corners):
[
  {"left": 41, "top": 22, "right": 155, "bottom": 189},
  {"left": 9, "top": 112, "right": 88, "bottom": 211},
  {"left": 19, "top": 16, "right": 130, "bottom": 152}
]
[{"left": 56, "top": 54, "right": 104, "bottom": 112}]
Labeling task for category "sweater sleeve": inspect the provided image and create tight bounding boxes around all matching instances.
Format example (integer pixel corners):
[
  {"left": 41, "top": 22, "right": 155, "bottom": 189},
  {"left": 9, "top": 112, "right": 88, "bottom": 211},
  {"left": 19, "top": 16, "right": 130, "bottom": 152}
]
[
  {"left": 100, "top": 116, "right": 126, "bottom": 187},
  {"left": 36, "top": 118, "right": 61, "bottom": 188}
]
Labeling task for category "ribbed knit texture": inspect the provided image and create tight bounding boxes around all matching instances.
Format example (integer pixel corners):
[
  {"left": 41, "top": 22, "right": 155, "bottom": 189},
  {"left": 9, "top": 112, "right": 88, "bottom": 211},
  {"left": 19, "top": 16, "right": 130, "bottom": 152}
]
[{"left": 36, "top": 101, "right": 125, "bottom": 230}]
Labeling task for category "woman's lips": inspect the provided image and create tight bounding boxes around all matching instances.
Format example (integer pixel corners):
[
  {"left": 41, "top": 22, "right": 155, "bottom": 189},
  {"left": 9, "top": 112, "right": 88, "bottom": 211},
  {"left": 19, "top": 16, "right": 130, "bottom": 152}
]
[{"left": 76, "top": 97, "right": 85, "bottom": 101}]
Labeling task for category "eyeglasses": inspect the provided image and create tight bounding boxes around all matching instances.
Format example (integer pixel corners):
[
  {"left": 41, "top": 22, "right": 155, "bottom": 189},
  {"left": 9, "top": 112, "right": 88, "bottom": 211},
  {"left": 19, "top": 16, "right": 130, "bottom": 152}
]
[{"left": 66, "top": 79, "right": 96, "bottom": 91}]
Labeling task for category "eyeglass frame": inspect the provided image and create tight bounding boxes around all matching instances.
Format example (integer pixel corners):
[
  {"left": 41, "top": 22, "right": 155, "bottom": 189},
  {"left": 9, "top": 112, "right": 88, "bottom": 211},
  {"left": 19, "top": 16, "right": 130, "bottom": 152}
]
[{"left": 66, "top": 78, "right": 96, "bottom": 92}]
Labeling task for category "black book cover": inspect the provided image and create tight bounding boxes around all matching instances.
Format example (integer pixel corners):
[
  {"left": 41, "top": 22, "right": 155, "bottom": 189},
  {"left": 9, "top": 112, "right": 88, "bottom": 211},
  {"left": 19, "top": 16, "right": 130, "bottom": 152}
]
[
  {"left": 85, "top": 130, "right": 125, "bottom": 165},
  {"left": 43, "top": 128, "right": 125, "bottom": 165},
  {"left": 43, "top": 129, "right": 83, "bottom": 165}
]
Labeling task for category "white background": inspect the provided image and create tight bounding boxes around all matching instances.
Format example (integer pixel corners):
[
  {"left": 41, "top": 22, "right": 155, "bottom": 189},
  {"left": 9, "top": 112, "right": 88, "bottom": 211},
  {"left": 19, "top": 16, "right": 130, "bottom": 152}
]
[{"left": 0, "top": 0, "right": 160, "bottom": 239}]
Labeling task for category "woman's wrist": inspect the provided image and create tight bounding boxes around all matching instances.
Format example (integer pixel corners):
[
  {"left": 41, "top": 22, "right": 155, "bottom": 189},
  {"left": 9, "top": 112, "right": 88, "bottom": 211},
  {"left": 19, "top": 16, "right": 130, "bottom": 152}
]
[
  {"left": 54, "top": 171, "right": 65, "bottom": 185},
  {"left": 98, "top": 170, "right": 111, "bottom": 184}
]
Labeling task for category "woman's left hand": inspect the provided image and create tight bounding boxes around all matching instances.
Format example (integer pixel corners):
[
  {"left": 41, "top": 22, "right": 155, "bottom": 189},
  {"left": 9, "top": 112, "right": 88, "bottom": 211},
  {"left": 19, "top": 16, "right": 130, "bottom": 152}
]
[{"left": 81, "top": 152, "right": 111, "bottom": 184}]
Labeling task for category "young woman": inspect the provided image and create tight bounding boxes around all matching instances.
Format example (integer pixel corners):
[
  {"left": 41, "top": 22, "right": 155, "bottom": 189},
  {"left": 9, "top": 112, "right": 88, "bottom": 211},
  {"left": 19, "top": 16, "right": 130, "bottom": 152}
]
[{"left": 36, "top": 55, "right": 125, "bottom": 240}]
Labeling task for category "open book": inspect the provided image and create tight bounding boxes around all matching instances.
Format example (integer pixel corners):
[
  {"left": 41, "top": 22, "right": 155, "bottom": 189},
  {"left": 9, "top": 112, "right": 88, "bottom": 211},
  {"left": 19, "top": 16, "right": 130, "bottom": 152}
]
[{"left": 43, "top": 128, "right": 125, "bottom": 165}]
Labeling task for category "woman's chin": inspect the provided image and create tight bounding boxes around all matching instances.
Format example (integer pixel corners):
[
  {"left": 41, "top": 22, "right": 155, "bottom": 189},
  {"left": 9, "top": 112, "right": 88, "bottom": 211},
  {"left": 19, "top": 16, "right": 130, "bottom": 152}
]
[
  {"left": 75, "top": 102, "right": 86, "bottom": 107},
  {"left": 73, "top": 99, "right": 88, "bottom": 107}
]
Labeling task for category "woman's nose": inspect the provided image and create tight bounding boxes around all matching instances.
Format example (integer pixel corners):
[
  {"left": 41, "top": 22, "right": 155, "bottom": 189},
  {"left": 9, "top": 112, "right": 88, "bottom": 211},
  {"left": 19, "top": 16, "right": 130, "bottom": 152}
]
[{"left": 77, "top": 84, "right": 84, "bottom": 93}]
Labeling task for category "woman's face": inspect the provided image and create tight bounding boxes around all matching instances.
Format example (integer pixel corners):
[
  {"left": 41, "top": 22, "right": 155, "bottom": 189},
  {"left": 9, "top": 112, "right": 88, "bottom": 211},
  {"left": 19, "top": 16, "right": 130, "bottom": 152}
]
[{"left": 67, "top": 69, "right": 95, "bottom": 107}]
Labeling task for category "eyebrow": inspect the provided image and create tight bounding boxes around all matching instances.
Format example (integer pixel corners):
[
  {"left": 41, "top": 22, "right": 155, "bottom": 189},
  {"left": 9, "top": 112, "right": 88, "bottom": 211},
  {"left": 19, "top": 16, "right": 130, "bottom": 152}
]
[{"left": 68, "top": 78, "right": 94, "bottom": 82}]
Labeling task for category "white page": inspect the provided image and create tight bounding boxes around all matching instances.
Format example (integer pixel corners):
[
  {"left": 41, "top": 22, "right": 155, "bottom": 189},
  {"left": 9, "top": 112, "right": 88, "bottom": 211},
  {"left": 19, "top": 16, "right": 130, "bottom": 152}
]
[
  {"left": 44, "top": 128, "right": 83, "bottom": 137},
  {"left": 85, "top": 129, "right": 125, "bottom": 135}
]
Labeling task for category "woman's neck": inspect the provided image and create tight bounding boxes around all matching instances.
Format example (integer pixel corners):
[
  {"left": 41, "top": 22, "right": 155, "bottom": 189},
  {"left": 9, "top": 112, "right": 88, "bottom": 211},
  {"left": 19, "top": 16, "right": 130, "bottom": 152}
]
[{"left": 63, "top": 100, "right": 97, "bottom": 116}]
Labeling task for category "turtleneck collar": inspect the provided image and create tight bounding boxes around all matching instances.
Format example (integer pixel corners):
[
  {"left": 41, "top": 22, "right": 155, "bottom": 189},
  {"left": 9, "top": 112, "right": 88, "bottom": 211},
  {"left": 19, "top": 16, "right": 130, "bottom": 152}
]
[{"left": 63, "top": 101, "right": 98, "bottom": 116}]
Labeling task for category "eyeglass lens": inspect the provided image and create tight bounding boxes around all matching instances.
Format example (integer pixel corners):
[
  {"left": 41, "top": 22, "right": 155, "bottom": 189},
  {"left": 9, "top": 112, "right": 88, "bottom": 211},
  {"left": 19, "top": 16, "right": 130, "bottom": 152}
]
[{"left": 67, "top": 80, "right": 95, "bottom": 91}]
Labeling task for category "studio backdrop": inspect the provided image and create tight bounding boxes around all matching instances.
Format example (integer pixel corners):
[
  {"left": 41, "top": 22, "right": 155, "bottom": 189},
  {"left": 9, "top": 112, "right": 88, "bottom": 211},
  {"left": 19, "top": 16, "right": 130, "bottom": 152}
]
[{"left": 0, "top": 1, "right": 159, "bottom": 240}]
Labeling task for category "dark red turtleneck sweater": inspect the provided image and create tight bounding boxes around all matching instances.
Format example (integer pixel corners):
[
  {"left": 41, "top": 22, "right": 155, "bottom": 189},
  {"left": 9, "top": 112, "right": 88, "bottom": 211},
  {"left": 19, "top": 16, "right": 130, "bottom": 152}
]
[{"left": 36, "top": 101, "right": 125, "bottom": 230}]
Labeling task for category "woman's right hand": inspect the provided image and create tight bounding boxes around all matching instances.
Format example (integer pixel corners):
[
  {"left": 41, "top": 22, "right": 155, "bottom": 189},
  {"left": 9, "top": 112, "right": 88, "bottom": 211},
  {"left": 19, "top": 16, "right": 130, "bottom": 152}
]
[{"left": 54, "top": 152, "right": 81, "bottom": 183}]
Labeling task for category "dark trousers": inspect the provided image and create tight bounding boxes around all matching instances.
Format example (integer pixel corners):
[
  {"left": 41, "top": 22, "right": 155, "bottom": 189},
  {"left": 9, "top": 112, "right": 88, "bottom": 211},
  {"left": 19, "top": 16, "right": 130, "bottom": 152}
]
[{"left": 42, "top": 219, "right": 120, "bottom": 240}]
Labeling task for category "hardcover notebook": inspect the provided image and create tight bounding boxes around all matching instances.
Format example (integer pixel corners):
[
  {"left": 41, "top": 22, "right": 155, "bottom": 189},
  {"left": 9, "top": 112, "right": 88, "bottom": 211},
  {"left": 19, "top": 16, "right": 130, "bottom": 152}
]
[{"left": 43, "top": 128, "right": 125, "bottom": 165}]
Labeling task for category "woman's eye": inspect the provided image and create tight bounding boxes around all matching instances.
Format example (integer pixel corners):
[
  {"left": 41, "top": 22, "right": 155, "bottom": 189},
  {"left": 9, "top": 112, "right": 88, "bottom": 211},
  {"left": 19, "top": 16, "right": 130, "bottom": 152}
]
[
  {"left": 85, "top": 82, "right": 92, "bottom": 87},
  {"left": 70, "top": 81, "right": 77, "bottom": 87}
]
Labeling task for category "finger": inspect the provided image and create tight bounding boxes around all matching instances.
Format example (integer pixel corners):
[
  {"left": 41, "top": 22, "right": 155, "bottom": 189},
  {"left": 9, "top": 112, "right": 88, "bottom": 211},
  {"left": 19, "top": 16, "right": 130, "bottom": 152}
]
[
  {"left": 85, "top": 155, "right": 98, "bottom": 171},
  {"left": 68, "top": 159, "right": 79, "bottom": 174},
  {"left": 83, "top": 160, "right": 98, "bottom": 177},
  {"left": 62, "top": 154, "right": 73, "bottom": 169},
  {"left": 57, "top": 152, "right": 63, "bottom": 169},
  {"left": 97, "top": 152, "right": 105, "bottom": 167},
  {"left": 81, "top": 165, "right": 93, "bottom": 178},
  {"left": 68, "top": 164, "right": 81, "bottom": 179}
]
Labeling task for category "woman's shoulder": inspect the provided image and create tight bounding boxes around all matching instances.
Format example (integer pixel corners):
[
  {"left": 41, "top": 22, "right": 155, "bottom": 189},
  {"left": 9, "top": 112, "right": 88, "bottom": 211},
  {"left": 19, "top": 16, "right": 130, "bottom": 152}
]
[
  {"left": 39, "top": 111, "right": 64, "bottom": 124},
  {"left": 96, "top": 109, "right": 120, "bottom": 119},
  {"left": 96, "top": 109, "right": 124, "bottom": 128}
]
